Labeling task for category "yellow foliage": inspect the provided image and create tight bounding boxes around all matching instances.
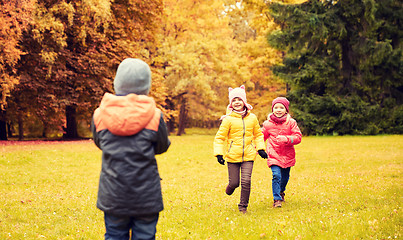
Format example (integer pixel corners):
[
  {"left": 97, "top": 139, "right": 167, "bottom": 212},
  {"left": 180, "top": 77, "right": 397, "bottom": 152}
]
[{"left": 159, "top": 0, "right": 290, "bottom": 125}]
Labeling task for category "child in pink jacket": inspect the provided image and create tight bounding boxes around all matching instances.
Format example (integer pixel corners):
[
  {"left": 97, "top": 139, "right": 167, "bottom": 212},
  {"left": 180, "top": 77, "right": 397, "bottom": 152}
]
[{"left": 261, "top": 97, "right": 302, "bottom": 208}]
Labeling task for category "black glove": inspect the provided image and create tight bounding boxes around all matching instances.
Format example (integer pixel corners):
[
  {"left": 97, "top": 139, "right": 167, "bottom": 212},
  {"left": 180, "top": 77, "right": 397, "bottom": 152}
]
[
  {"left": 216, "top": 155, "right": 225, "bottom": 165},
  {"left": 258, "top": 150, "right": 268, "bottom": 159}
]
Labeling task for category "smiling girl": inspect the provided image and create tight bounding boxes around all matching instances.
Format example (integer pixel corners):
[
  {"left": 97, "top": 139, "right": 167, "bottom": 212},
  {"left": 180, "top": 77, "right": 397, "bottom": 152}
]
[
  {"left": 214, "top": 85, "right": 267, "bottom": 214},
  {"left": 261, "top": 97, "right": 302, "bottom": 208}
]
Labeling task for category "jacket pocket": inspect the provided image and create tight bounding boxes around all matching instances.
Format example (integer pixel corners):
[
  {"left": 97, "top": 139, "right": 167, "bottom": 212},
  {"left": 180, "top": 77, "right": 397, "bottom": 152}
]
[
  {"left": 227, "top": 141, "right": 233, "bottom": 153},
  {"left": 244, "top": 143, "right": 256, "bottom": 159},
  {"left": 250, "top": 142, "right": 256, "bottom": 150}
]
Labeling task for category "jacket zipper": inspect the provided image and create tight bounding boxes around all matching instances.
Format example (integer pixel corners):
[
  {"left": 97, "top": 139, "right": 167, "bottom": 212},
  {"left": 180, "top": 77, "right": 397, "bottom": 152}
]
[{"left": 242, "top": 117, "right": 245, "bottom": 161}]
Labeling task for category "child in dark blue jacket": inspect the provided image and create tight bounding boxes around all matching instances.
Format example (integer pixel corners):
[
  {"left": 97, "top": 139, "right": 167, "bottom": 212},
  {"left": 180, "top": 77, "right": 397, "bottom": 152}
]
[{"left": 91, "top": 58, "right": 170, "bottom": 240}]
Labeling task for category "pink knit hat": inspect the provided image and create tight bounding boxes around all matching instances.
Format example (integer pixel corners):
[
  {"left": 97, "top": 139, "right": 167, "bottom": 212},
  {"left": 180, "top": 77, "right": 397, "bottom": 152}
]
[
  {"left": 272, "top": 97, "right": 289, "bottom": 112},
  {"left": 228, "top": 85, "right": 253, "bottom": 110}
]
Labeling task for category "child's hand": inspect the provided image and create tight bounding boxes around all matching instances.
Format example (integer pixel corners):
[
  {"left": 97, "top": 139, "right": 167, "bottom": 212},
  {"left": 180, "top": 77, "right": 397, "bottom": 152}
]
[
  {"left": 276, "top": 135, "right": 288, "bottom": 144},
  {"left": 216, "top": 155, "right": 225, "bottom": 165},
  {"left": 258, "top": 150, "right": 268, "bottom": 159}
]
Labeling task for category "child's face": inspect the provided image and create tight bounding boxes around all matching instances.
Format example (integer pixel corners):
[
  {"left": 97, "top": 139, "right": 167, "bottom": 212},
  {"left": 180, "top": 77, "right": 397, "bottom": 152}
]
[
  {"left": 273, "top": 103, "right": 287, "bottom": 117},
  {"left": 231, "top": 97, "right": 245, "bottom": 111}
]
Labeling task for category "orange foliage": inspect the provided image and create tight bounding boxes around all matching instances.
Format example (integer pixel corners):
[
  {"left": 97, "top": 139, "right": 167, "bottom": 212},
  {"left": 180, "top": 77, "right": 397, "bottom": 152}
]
[{"left": 0, "top": 0, "right": 35, "bottom": 109}]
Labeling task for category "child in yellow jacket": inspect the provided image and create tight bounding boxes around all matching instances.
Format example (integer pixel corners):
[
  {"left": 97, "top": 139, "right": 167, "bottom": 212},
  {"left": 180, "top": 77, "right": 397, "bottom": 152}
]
[{"left": 214, "top": 85, "right": 267, "bottom": 213}]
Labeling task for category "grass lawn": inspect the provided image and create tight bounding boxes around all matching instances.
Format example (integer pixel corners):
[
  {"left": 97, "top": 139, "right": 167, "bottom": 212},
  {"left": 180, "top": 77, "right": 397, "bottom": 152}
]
[{"left": 0, "top": 135, "right": 402, "bottom": 239}]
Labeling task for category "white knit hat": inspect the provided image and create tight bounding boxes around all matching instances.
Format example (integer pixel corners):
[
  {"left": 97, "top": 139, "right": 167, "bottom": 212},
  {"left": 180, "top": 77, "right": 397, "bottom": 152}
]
[{"left": 228, "top": 85, "right": 252, "bottom": 110}]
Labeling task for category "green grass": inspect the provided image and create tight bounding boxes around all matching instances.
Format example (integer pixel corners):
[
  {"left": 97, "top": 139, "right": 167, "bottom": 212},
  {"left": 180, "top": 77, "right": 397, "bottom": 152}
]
[{"left": 0, "top": 135, "right": 402, "bottom": 239}]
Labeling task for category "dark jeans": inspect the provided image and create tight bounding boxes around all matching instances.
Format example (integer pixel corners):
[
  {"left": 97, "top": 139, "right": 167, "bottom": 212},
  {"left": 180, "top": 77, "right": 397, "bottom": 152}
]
[
  {"left": 226, "top": 161, "right": 254, "bottom": 210},
  {"left": 270, "top": 165, "right": 291, "bottom": 201},
  {"left": 104, "top": 212, "right": 159, "bottom": 240}
]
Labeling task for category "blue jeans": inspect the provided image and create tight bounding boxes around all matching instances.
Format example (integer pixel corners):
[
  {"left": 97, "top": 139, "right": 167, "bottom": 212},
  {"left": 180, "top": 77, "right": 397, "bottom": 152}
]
[
  {"left": 104, "top": 212, "right": 159, "bottom": 240},
  {"left": 270, "top": 165, "right": 291, "bottom": 201}
]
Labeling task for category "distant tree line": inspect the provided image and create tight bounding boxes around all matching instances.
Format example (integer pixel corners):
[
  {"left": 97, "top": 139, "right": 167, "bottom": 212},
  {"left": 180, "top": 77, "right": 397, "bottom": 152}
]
[{"left": 0, "top": 0, "right": 401, "bottom": 140}]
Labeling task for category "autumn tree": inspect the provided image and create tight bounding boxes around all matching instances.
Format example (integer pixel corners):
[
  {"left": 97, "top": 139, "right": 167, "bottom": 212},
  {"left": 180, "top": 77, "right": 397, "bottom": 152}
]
[
  {"left": 0, "top": 0, "right": 34, "bottom": 140},
  {"left": 223, "top": 0, "right": 287, "bottom": 121},
  {"left": 7, "top": 0, "right": 164, "bottom": 139},
  {"left": 161, "top": 0, "right": 255, "bottom": 135},
  {"left": 9, "top": 0, "right": 114, "bottom": 139},
  {"left": 222, "top": 0, "right": 310, "bottom": 121}
]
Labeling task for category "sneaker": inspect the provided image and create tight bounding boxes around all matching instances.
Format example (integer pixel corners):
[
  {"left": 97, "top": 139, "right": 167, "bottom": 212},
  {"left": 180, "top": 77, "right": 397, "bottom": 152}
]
[
  {"left": 238, "top": 204, "right": 248, "bottom": 214},
  {"left": 239, "top": 208, "right": 247, "bottom": 214},
  {"left": 226, "top": 185, "right": 235, "bottom": 195},
  {"left": 280, "top": 192, "right": 285, "bottom": 202},
  {"left": 273, "top": 200, "right": 282, "bottom": 208}
]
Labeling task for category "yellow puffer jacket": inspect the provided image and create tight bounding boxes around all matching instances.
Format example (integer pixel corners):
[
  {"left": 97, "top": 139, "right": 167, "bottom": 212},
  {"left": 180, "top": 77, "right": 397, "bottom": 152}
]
[{"left": 214, "top": 111, "right": 266, "bottom": 163}]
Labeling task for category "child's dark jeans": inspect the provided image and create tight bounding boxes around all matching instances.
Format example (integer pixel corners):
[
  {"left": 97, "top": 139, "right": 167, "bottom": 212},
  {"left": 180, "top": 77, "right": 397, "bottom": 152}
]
[
  {"left": 104, "top": 212, "right": 159, "bottom": 240},
  {"left": 226, "top": 161, "right": 254, "bottom": 211}
]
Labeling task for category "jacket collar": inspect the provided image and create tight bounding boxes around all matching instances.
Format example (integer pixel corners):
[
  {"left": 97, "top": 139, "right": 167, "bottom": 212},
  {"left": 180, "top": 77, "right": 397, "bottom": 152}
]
[{"left": 94, "top": 93, "right": 156, "bottom": 136}]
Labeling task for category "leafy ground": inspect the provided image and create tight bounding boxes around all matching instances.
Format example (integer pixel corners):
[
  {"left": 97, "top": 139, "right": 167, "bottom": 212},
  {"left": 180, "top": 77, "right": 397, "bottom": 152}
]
[{"left": 0, "top": 135, "right": 402, "bottom": 239}]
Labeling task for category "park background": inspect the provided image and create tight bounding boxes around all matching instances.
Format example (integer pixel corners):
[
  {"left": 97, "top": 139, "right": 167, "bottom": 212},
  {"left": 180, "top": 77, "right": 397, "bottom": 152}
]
[
  {"left": 0, "top": 0, "right": 401, "bottom": 140},
  {"left": 0, "top": 0, "right": 402, "bottom": 239}
]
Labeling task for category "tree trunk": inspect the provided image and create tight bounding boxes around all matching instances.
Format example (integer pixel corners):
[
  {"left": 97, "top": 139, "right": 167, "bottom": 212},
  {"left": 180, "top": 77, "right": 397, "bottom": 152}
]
[
  {"left": 0, "top": 120, "right": 7, "bottom": 140},
  {"left": 165, "top": 98, "right": 176, "bottom": 133},
  {"left": 177, "top": 96, "right": 188, "bottom": 136},
  {"left": 64, "top": 105, "right": 79, "bottom": 139},
  {"left": 340, "top": 38, "right": 355, "bottom": 95},
  {"left": 18, "top": 112, "right": 24, "bottom": 140},
  {"left": 166, "top": 118, "right": 175, "bottom": 134},
  {"left": 0, "top": 110, "right": 6, "bottom": 140},
  {"left": 42, "top": 122, "right": 47, "bottom": 138},
  {"left": 7, "top": 122, "right": 13, "bottom": 138}
]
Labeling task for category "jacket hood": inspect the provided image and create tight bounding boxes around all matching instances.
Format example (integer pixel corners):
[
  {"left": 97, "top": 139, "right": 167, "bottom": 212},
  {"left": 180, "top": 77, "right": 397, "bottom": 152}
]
[{"left": 94, "top": 93, "right": 156, "bottom": 136}]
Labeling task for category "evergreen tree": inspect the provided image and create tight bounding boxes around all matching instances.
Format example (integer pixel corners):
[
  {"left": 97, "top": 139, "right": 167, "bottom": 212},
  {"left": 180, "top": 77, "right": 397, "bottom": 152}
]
[{"left": 267, "top": 0, "right": 402, "bottom": 135}]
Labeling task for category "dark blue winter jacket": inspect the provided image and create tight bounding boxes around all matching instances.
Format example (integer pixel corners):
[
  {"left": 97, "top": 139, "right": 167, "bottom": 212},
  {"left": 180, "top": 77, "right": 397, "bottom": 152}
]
[{"left": 91, "top": 93, "right": 170, "bottom": 216}]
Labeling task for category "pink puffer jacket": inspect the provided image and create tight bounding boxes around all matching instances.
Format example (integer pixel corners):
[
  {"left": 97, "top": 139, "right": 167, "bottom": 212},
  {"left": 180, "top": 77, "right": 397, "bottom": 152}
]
[{"left": 261, "top": 114, "right": 302, "bottom": 168}]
